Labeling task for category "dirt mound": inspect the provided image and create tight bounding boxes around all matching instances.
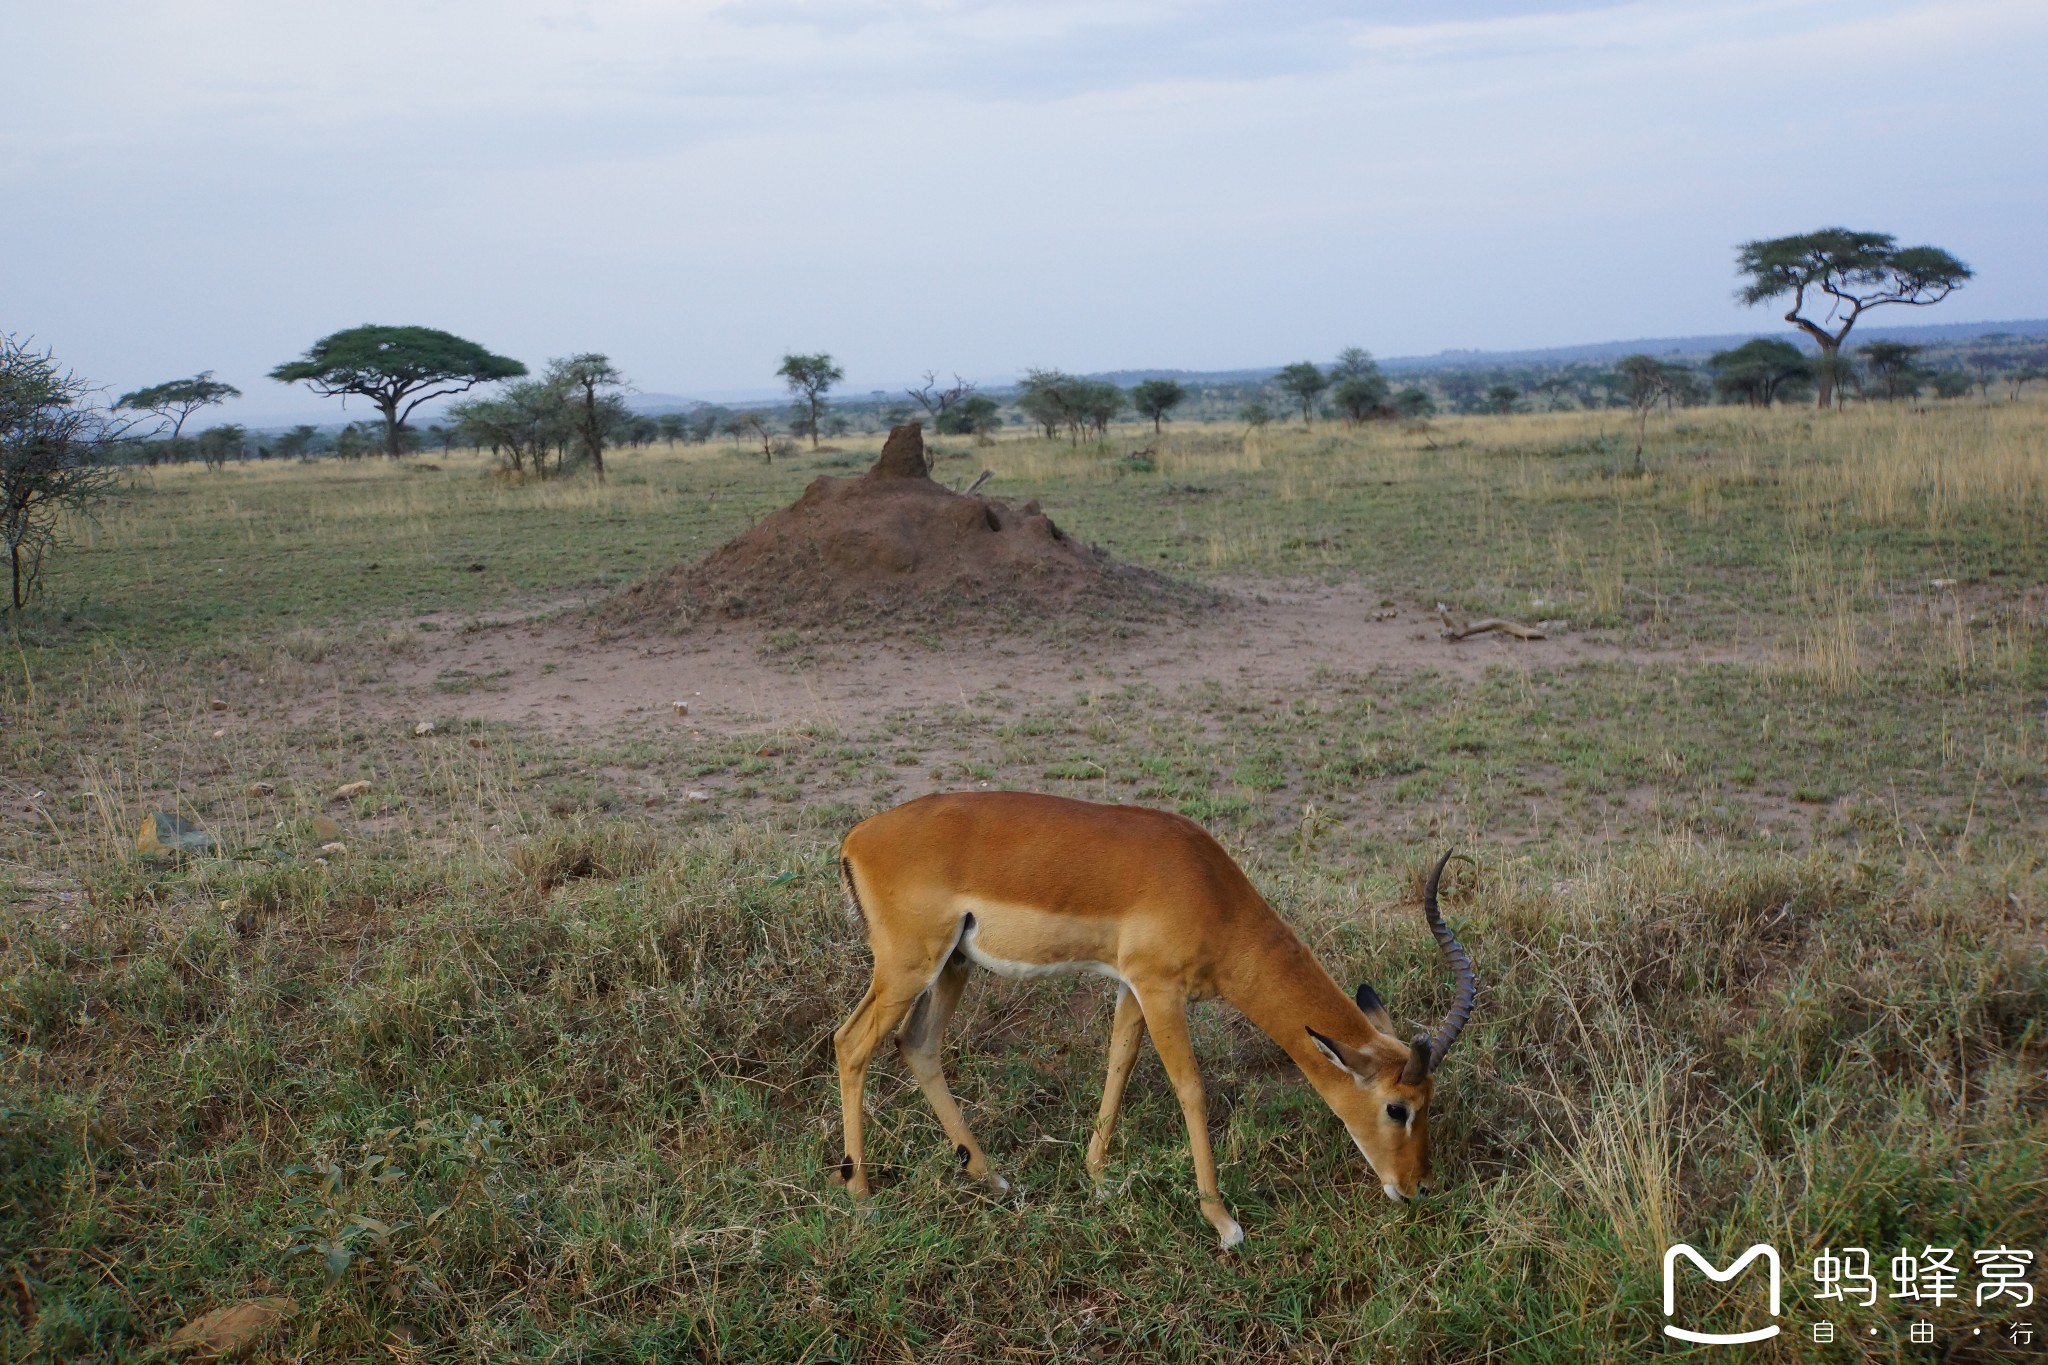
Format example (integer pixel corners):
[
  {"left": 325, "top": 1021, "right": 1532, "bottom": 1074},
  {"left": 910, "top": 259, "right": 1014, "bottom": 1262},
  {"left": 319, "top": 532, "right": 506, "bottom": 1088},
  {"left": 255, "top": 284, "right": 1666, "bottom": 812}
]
[{"left": 611, "top": 423, "right": 1211, "bottom": 633}]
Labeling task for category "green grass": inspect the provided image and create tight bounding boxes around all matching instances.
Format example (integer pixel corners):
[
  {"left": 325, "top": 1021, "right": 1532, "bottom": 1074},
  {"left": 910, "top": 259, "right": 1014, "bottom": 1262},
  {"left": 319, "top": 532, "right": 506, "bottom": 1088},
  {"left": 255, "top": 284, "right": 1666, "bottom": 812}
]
[
  {"left": 3, "top": 401, "right": 2045, "bottom": 1360},
  {"left": 26, "top": 398, "right": 2048, "bottom": 655}
]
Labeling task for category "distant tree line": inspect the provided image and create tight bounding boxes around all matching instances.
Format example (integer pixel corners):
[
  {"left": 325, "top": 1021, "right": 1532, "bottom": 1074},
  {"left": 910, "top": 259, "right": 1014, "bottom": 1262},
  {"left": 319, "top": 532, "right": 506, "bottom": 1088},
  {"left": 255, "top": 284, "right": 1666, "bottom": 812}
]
[
  {"left": 78, "top": 322, "right": 2048, "bottom": 480},
  {"left": 15, "top": 222, "right": 2018, "bottom": 489},
  {"left": 1412, "top": 333, "right": 2041, "bottom": 418},
  {"left": 3, "top": 217, "right": 2009, "bottom": 617}
]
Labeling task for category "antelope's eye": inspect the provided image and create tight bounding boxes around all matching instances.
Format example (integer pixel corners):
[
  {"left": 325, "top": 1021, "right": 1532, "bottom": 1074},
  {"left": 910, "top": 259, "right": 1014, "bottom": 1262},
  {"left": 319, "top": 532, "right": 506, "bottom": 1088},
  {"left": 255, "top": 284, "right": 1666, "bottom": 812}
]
[{"left": 1386, "top": 1102, "right": 1410, "bottom": 1124}]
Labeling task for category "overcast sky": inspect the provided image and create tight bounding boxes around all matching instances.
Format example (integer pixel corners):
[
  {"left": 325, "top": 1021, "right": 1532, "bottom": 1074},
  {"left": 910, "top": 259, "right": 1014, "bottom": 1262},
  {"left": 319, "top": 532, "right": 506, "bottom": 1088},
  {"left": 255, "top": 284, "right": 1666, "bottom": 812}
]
[{"left": 4, "top": 0, "right": 2043, "bottom": 421}]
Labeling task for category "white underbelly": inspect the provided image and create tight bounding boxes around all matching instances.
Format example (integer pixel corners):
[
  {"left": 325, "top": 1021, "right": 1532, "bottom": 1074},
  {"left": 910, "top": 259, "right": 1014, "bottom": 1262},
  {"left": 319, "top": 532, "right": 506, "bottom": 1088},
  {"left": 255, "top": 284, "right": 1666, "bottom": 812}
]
[{"left": 958, "top": 919, "right": 1125, "bottom": 984}]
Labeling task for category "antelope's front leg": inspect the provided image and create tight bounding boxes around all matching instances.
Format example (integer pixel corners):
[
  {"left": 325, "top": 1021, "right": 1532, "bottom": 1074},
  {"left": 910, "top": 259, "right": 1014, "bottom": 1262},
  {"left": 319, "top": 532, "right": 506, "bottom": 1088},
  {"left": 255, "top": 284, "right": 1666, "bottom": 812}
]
[
  {"left": 1086, "top": 984, "right": 1146, "bottom": 1187},
  {"left": 1134, "top": 987, "right": 1243, "bottom": 1248}
]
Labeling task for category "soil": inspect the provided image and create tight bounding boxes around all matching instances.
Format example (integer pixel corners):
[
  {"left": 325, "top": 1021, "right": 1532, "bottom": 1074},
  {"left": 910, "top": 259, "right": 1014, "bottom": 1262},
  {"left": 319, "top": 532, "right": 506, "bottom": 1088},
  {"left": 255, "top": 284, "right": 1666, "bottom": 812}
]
[
  {"left": 370, "top": 581, "right": 1741, "bottom": 739},
  {"left": 605, "top": 422, "right": 1210, "bottom": 634}
]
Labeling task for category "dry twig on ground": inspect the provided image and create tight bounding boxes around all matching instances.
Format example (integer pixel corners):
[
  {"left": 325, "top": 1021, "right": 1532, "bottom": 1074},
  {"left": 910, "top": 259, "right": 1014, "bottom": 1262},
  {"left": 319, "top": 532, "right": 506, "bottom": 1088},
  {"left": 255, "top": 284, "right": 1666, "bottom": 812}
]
[{"left": 1437, "top": 602, "right": 1545, "bottom": 641}]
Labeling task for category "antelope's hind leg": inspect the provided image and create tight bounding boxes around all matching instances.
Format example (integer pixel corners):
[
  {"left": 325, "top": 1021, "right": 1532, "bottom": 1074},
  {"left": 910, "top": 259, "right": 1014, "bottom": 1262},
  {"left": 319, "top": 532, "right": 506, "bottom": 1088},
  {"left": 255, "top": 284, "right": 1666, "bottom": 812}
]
[
  {"left": 896, "top": 954, "right": 1006, "bottom": 1192},
  {"left": 833, "top": 959, "right": 943, "bottom": 1200},
  {"left": 833, "top": 889, "right": 977, "bottom": 1202}
]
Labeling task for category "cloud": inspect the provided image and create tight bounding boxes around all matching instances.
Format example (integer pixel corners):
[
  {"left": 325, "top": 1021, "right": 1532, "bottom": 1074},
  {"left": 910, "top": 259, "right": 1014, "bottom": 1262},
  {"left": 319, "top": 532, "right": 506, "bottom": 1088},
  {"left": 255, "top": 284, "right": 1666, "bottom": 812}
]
[{"left": 1, "top": 0, "right": 2040, "bottom": 405}]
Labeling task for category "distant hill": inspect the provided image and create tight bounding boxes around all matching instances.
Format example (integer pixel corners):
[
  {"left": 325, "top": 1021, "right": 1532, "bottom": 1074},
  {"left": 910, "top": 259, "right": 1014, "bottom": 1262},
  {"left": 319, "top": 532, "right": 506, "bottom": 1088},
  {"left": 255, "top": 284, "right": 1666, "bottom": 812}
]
[
  {"left": 1379, "top": 316, "right": 2048, "bottom": 373},
  {"left": 1083, "top": 318, "right": 2048, "bottom": 389}
]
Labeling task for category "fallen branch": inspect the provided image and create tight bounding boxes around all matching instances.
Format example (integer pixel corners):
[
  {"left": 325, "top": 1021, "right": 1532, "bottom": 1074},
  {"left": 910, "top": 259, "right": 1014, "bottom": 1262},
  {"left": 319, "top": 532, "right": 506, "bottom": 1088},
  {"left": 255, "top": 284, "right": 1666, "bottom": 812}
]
[{"left": 1437, "top": 603, "right": 1545, "bottom": 641}]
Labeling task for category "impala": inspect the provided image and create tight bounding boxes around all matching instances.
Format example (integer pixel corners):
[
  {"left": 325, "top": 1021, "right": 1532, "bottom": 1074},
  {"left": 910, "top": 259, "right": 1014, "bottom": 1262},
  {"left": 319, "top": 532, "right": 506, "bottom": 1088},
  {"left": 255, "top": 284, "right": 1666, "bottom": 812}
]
[{"left": 832, "top": 790, "right": 1477, "bottom": 1247}]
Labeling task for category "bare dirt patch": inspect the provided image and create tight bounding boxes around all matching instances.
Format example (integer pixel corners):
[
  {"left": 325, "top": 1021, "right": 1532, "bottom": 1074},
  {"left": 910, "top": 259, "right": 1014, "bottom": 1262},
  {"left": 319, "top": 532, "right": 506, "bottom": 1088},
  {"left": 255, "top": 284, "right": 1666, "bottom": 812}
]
[{"left": 365, "top": 580, "right": 1727, "bottom": 739}]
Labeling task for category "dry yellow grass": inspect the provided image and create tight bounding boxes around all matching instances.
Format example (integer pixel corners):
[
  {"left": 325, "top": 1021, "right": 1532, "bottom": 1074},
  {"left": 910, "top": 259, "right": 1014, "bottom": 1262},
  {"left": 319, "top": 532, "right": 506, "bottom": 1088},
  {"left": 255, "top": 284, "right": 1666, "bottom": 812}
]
[{"left": 74, "top": 394, "right": 2048, "bottom": 575}]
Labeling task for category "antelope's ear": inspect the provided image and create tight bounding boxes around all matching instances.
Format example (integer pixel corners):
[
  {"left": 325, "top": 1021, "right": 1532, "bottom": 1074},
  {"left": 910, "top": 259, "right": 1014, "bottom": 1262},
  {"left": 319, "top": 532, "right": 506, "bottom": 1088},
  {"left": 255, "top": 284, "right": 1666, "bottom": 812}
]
[
  {"left": 1354, "top": 982, "right": 1396, "bottom": 1035},
  {"left": 1306, "top": 1027, "right": 1373, "bottom": 1082}
]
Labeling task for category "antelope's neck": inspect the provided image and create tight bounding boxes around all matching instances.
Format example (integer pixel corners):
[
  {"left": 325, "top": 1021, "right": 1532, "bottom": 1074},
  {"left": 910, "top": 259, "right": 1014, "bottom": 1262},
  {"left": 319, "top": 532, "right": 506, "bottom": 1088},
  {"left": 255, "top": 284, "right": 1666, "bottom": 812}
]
[{"left": 1215, "top": 918, "right": 1366, "bottom": 1068}]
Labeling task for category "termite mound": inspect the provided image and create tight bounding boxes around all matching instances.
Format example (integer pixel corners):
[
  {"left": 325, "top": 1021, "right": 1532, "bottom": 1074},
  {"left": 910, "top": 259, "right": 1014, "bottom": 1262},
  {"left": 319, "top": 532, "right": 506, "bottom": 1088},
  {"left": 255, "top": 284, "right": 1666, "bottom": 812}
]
[{"left": 609, "top": 422, "right": 1212, "bottom": 635}]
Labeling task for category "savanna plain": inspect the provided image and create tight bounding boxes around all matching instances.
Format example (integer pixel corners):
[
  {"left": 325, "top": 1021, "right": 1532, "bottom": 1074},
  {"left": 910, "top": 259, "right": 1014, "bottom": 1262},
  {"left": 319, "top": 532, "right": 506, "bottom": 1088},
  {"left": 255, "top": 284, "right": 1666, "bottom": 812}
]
[{"left": 3, "top": 401, "right": 2045, "bottom": 1361}]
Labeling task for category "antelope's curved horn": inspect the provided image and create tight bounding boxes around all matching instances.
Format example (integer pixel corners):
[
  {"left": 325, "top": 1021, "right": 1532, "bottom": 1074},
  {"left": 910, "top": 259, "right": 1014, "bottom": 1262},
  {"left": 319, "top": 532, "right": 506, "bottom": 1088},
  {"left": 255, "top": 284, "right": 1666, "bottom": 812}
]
[
  {"left": 1421, "top": 849, "right": 1477, "bottom": 1072},
  {"left": 1400, "top": 1033, "right": 1431, "bottom": 1087}
]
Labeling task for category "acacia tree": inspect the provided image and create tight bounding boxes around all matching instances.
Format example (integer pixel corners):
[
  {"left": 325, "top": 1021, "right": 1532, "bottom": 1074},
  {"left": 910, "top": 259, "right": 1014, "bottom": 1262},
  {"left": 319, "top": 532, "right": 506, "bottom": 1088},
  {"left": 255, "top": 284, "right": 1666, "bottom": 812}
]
[
  {"left": 1735, "top": 228, "right": 1971, "bottom": 407},
  {"left": 1076, "top": 379, "right": 1124, "bottom": 439},
  {"left": 1015, "top": 370, "right": 1102, "bottom": 444},
  {"left": 333, "top": 422, "right": 378, "bottom": 459},
  {"left": 3, "top": 336, "right": 120, "bottom": 610},
  {"left": 688, "top": 406, "right": 729, "bottom": 443},
  {"left": 274, "top": 425, "right": 319, "bottom": 461},
  {"left": 1330, "top": 347, "right": 1376, "bottom": 380},
  {"left": 1017, "top": 371, "right": 1122, "bottom": 444},
  {"left": 116, "top": 372, "right": 240, "bottom": 460},
  {"left": 1274, "top": 362, "right": 1329, "bottom": 425},
  {"left": 1130, "top": 378, "right": 1186, "bottom": 434},
  {"left": 936, "top": 394, "right": 1001, "bottom": 442},
  {"left": 1329, "top": 349, "right": 1389, "bottom": 423},
  {"left": 1014, "top": 371, "right": 1068, "bottom": 441},
  {"left": 2008, "top": 360, "right": 2046, "bottom": 402},
  {"left": 1812, "top": 351, "right": 1860, "bottom": 409},
  {"left": 271, "top": 325, "right": 526, "bottom": 459},
  {"left": 1663, "top": 368, "right": 1709, "bottom": 411},
  {"left": 735, "top": 412, "right": 780, "bottom": 463},
  {"left": 1965, "top": 351, "right": 2007, "bottom": 399},
  {"left": 1613, "top": 355, "right": 1680, "bottom": 469},
  {"left": 777, "top": 353, "right": 843, "bottom": 449},
  {"left": 451, "top": 381, "right": 572, "bottom": 477},
  {"left": 1708, "top": 338, "right": 1812, "bottom": 408},
  {"left": 549, "top": 353, "right": 629, "bottom": 482},
  {"left": 195, "top": 424, "right": 247, "bottom": 469},
  {"left": 1392, "top": 387, "right": 1436, "bottom": 419},
  {"left": 1858, "top": 341, "right": 1928, "bottom": 401}
]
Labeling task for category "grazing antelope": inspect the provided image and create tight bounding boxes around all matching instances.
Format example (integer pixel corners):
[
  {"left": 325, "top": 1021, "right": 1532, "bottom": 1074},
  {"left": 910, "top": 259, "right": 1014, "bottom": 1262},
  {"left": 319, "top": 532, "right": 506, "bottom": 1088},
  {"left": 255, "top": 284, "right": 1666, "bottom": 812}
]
[{"left": 832, "top": 790, "right": 1477, "bottom": 1247}]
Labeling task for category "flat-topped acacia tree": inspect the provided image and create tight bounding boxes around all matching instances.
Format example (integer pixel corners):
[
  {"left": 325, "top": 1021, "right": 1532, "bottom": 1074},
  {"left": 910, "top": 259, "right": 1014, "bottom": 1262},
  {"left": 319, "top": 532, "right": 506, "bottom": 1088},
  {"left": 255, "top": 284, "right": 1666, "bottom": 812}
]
[
  {"left": 1735, "top": 229, "right": 1970, "bottom": 408},
  {"left": 114, "top": 372, "right": 241, "bottom": 459},
  {"left": 270, "top": 326, "right": 526, "bottom": 458}
]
